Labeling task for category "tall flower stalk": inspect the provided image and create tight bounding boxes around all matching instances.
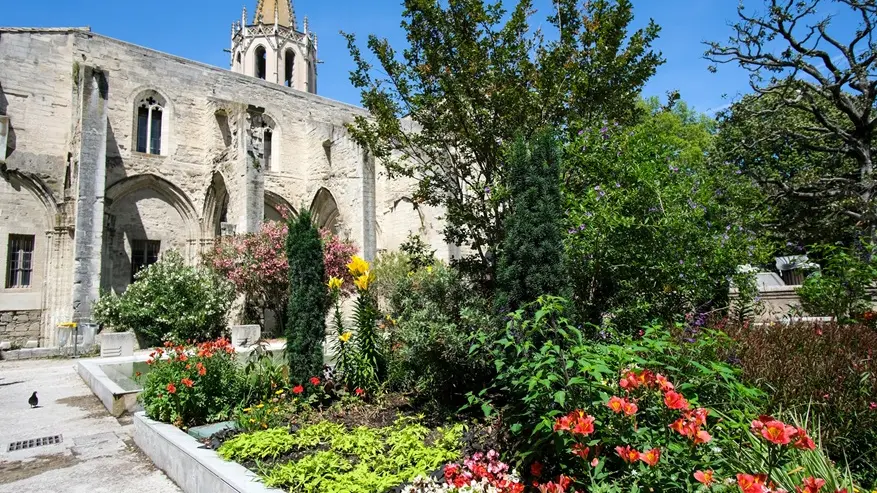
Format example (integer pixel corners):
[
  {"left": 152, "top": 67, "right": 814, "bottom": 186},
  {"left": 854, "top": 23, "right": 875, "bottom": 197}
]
[{"left": 347, "top": 256, "right": 382, "bottom": 391}]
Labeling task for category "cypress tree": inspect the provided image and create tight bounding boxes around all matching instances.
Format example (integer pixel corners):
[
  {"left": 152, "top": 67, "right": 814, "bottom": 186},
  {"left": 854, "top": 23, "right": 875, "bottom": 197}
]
[
  {"left": 285, "top": 210, "right": 328, "bottom": 383},
  {"left": 495, "top": 130, "right": 567, "bottom": 314}
]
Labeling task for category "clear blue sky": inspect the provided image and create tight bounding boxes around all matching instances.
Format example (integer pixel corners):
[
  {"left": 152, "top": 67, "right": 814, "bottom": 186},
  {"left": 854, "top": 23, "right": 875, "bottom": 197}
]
[{"left": 2, "top": 0, "right": 859, "bottom": 115}]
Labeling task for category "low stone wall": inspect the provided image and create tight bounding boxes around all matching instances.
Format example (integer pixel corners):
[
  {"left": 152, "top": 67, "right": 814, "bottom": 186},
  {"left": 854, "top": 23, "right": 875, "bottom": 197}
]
[
  {"left": 730, "top": 285, "right": 877, "bottom": 321},
  {"left": 0, "top": 309, "right": 42, "bottom": 347},
  {"left": 134, "top": 412, "right": 283, "bottom": 493}
]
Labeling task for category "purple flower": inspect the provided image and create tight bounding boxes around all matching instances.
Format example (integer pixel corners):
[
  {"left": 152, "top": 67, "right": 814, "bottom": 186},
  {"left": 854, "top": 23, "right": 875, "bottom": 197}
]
[
  {"left": 578, "top": 129, "right": 584, "bottom": 136},
  {"left": 615, "top": 182, "right": 621, "bottom": 188},
  {"left": 600, "top": 126, "right": 609, "bottom": 134},
  {"left": 679, "top": 260, "right": 684, "bottom": 265}
]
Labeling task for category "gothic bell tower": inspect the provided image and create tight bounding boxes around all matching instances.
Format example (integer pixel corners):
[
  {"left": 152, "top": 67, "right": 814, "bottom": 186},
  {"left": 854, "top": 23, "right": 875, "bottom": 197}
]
[{"left": 230, "top": 0, "right": 318, "bottom": 93}]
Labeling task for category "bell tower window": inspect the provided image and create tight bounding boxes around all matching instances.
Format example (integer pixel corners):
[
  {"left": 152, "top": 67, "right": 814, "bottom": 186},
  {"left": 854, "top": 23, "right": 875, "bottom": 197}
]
[
  {"left": 255, "top": 46, "right": 267, "bottom": 80},
  {"left": 136, "top": 96, "right": 164, "bottom": 155},
  {"left": 284, "top": 49, "right": 295, "bottom": 87}
]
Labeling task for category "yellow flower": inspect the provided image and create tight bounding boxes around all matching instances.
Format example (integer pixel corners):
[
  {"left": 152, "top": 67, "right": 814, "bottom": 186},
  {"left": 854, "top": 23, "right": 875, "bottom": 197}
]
[
  {"left": 256, "top": 403, "right": 264, "bottom": 408},
  {"left": 339, "top": 331, "right": 353, "bottom": 343},
  {"left": 426, "top": 265, "right": 433, "bottom": 274},
  {"left": 327, "top": 276, "right": 344, "bottom": 290},
  {"left": 249, "top": 418, "right": 255, "bottom": 423},
  {"left": 243, "top": 407, "right": 252, "bottom": 412},
  {"left": 347, "top": 255, "right": 370, "bottom": 277},
  {"left": 275, "top": 389, "right": 284, "bottom": 395},
  {"left": 354, "top": 272, "right": 371, "bottom": 291}
]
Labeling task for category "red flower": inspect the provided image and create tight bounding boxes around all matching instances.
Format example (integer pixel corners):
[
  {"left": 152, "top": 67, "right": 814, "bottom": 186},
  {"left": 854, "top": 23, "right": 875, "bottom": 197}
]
[
  {"left": 622, "top": 400, "right": 638, "bottom": 416},
  {"left": 354, "top": 387, "right": 365, "bottom": 396},
  {"left": 737, "top": 473, "right": 769, "bottom": 493},
  {"left": 792, "top": 427, "right": 816, "bottom": 451},
  {"left": 198, "top": 366, "right": 207, "bottom": 376},
  {"left": 761, "top": 420, "right": 796, "bottom": 446},
  {"left": 178, "top": 353, "right": 188, "bottom": 362},
  {"left": 640, "top": 448, "right": 660, "bottom": 467},
  {"left": 663, "top": 391, "right": 690, "bottom": 410},
  {"left": 694, "top": 429, "right": 712, "bottom": 445},
  {"left": 181, "top": 378, "right": 194, "bottom": 388},
  {"left": 553, "top": 415, "right": 573, "bottom": 432},
  {"left": 571, "top": 414, "right": 595, "bottom": 436},
  {"left": 571, "top": 443, "right": 590, "bottom": 459},
  {"left": 694, "top": 470, "right": 714, "bottom": 486},
  {"left": 309, "top": 376, "right": 321, "bottom": 386},
  {"left": 166, "top": 383, "right": 177, "bottom": 394},
  {"left": 615, "top": 445, "right": 640, "bottom": 463},
  {"left": 530, "top": 461, "right": 543, "bottom": 477},
  {"left": 292, "top": 385, "right": 304, "bottom": 395},
  {"left": 655, "top": 373, "right": 675, "bottom": 392},
  {"left": 619, "top": 371, "right": 639, "bottom": 390},
  {"left": 607, "top": 396, "right": 625, "bottom": 413},
  {"left": 796, "top": 477, "right": 826, "bottom": 493}
]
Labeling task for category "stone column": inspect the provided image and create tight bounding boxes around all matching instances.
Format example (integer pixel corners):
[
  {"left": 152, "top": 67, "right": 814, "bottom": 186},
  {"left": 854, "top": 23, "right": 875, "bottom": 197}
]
[
  {"left": 243, "top": 109, "right": 266, "bottom": 234},
  {"left": 70, "top": 66, "right": 108, "bottom": 323},
  {"left": 361, "top": 150, "right": 377, "bottom": 261}
]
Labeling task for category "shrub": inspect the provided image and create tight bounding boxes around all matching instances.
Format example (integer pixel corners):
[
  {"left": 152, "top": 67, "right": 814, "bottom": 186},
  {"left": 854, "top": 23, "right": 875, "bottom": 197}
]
[
  {"left": 725, "top": 320, "right": 877, "bottom": 485},
  {"left": 139, "top": 338, "right": 242, "bottom": 427},
  {"left": 473, "top": 296, "right": 766, "bottom": 491},
  {"left": 796, "top": 243, "right": 877, "bottom": 321},
  {"left": 495, "top": 131, "right": 567, "bottom": 314},
  {"left": 94, "top": 251, "right": 233, "bottom": 347},
  {"left": 285, "top": 210, "right": 328, "bottom": 383}
]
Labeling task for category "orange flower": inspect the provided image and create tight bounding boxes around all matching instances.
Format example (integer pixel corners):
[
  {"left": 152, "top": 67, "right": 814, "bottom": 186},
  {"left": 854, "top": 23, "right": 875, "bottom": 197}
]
[
  {"left": 622, "top": 400, "right": 638, "bottom": 416},
  {"left": 694, "top": 429, "right": 712, "bottom": 445},
  {"left": 619, "top": 371, "right": 639, "bottom": 390},
  {"left": 607, "top": 396, "right": 625, "bottom": 413},
  {"left": 664, "top": 391, "right": 689, "bottom": 410},
  {"left": 761, "top": 419, "right": 796, "bottom": 445},
  {"left": 553, "top": 415, "right": 573, "bottom": 432},
  {"left": 694, "top": 470, "right": 714, "bottom": 486},
  {"left": 166, "top": 382, "right": 177, "bottom": 394},
  {"left": 655, "top": 373, "right": 675, "bottom": 392},
  {"left": 615, "top": 445, "right": 640, "bottom": 463},
  {"left": 796, "top": 477, "right": 825, "bottom": 493},
  {"left": 737, "top": 473, "right": 768, "bottom": 493},
  {"left": 572, "top": 414, "right": 595, "bottom": 436},
  {"left": 178, "top": 353, "right": 188, "bottom": 362},
  {"left": 198, "top": 366, "right": 207, "bottom": 376},
  {"left": 571, "top": 443, "right": 590, "bottom": 459},
  {"left": 181, "top": 378, "right": 194, "bottom": 388},
  {"left": 292, "top": 385, "right": 304, "bottom": 395},
  {"left": 639, "top": 448, "right": 660, "bottom": 467}
]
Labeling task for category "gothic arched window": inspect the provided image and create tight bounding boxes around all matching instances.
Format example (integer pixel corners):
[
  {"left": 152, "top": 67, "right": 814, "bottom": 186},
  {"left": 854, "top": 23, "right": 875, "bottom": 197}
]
[
  {"left": 136, "top": 94, "right": 165, "bottom": 155},
  {"left": 284, "top": 49, "right": 295, "bottom": 87},
  {"left": 255, "top": 46, "right": 267, "bottom": 80}
]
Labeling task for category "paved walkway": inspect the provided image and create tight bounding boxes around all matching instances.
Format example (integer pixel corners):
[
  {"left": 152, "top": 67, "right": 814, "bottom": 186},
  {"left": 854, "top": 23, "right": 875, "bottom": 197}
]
[{"left": 0, "top": 358, "right": 181, "bottom": 493}]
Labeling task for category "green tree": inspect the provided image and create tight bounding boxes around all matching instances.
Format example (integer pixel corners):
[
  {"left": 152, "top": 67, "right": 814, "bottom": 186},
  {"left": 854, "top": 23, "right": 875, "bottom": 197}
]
[
  {"left": 715, "top": 92, "right": 860, "bottom": 249},
  {"left": 706, "top": 0, "right": 877, "bottom": 241},
  {"left": 563, "top": 99, "right": 770, "bottom": 328},
  {"left": 495, "top": 131, "right": 567, "bottom": 314},
  {"left": 285, "top": 210, "right": 328, "bottom": 383},
  {"left": 343, "top": 0, "right": 662, "bottom": 287}
]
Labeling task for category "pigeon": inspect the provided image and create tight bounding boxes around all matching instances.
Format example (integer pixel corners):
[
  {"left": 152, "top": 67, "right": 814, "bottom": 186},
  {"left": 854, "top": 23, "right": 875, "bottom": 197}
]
[{"left": 28, "top": 391, "right": 38, "bottom": 408}]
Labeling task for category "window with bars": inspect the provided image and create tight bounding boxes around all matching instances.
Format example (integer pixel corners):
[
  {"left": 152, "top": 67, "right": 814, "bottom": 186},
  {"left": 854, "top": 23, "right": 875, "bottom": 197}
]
[
  {"left": 6, "top": 234, "right": 35, "bottom": 288},
  {"left": 131, "top": 239, "right": 160, "bottom": 281}
]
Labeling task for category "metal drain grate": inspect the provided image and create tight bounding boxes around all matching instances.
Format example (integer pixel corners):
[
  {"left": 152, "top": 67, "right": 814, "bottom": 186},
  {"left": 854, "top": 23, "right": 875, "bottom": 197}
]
[{"left": 7, "top": 435, "right": 63, "bottom": 452}]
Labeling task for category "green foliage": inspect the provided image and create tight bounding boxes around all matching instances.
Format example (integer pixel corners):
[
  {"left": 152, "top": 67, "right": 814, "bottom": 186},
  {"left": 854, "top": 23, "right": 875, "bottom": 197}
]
[
  {"left": 399, "top": 233, "right": 436, "bottom": 273},
  {"left": 472, "top": 296, "right": 764, "bottom": 489},
  {"left": 221, "top": 418, "right": 463, "bottom": 493},
  {"left": 343, "top": 0, "right": 662, "bottom": 284},
  {"left": 384, "top": 262, "right": 495, "bottom": 408},
  {"left": 563, "top": 101, "right": 770, "bottom": 328},
  {"left": 93, "top": 250, "right": 233, "bottom": 347},
  {"left": 796, "top": 244, "right": 877, "bottom": 321},
  {"left": 495, "top": 131, "right": 567, "bottom": 313},
  {"left": 139, "top": 339, "right": 242, "bottom": 427},
  {"left": 240, "top": 343, "right": 288, "bottom": 405},
  {"left": 285, "top": 210, "right": 328, "bottom": 383}
]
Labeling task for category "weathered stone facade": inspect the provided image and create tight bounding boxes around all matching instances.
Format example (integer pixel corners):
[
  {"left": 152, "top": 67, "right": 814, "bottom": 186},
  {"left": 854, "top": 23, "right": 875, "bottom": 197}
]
[
  {"left": 0, "top": 4, "right": 450, "bottom": 347},
  {"left": 0, "top": 309, "right": 42, "bottom": 347}
]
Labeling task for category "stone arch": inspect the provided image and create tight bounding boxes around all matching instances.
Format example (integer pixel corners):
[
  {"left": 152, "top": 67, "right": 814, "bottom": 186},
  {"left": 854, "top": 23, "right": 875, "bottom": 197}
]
[
  {"left": 254, "top": 45, "right": 267, "bottom": 80},
  {"left": 130, "top": 87, "right": 172, "bottom": 156},
  {"left": 103, "top": 174, "right": 200, "bottom": 294},
  {"left": 265, "top": 190, "right": 296, "bottom": 223},
  {"left": 310, "top": 187, "right": 339, "bottom": 233},
  {"left": 1, "top": 170, "right": 59, "bottom": 230},
  {"left": 203, "top": 172, "right": 230, "bottom": 238}
]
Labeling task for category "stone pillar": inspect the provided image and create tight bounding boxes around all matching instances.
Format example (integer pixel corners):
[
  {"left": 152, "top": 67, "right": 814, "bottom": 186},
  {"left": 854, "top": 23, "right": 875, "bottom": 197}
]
[
  {"left": 361, "top": 150, "right": 377, "bottom": 261},
  {"left": 70, "top": 66, "right": 108, "bottom": 323},
  {"left": 41, "top": 227, "right": 74, "bottom": 347},
  {"left": 243, "top": 109, "right": 266, "bottom": 234}
]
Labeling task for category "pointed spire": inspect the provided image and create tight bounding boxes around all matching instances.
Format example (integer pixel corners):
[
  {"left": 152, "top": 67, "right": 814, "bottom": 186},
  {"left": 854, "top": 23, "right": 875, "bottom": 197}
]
[
  {"left": 254, "top": 0, "right": 294, "bottom": 28},
  {"left": 303, "top": 15, "right": 309, "bottom": 34},
  {"left": 241, "top": 6, "right": 247, "bottom": 27},
  {"left": 274, "top": 2, "right": 279, "bottom": 32}
]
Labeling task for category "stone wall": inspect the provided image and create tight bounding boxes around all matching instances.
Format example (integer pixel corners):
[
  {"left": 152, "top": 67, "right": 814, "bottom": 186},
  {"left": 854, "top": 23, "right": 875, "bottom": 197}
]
[{"left": 0, "top": 309, "right": 42, "bottom": 347}]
